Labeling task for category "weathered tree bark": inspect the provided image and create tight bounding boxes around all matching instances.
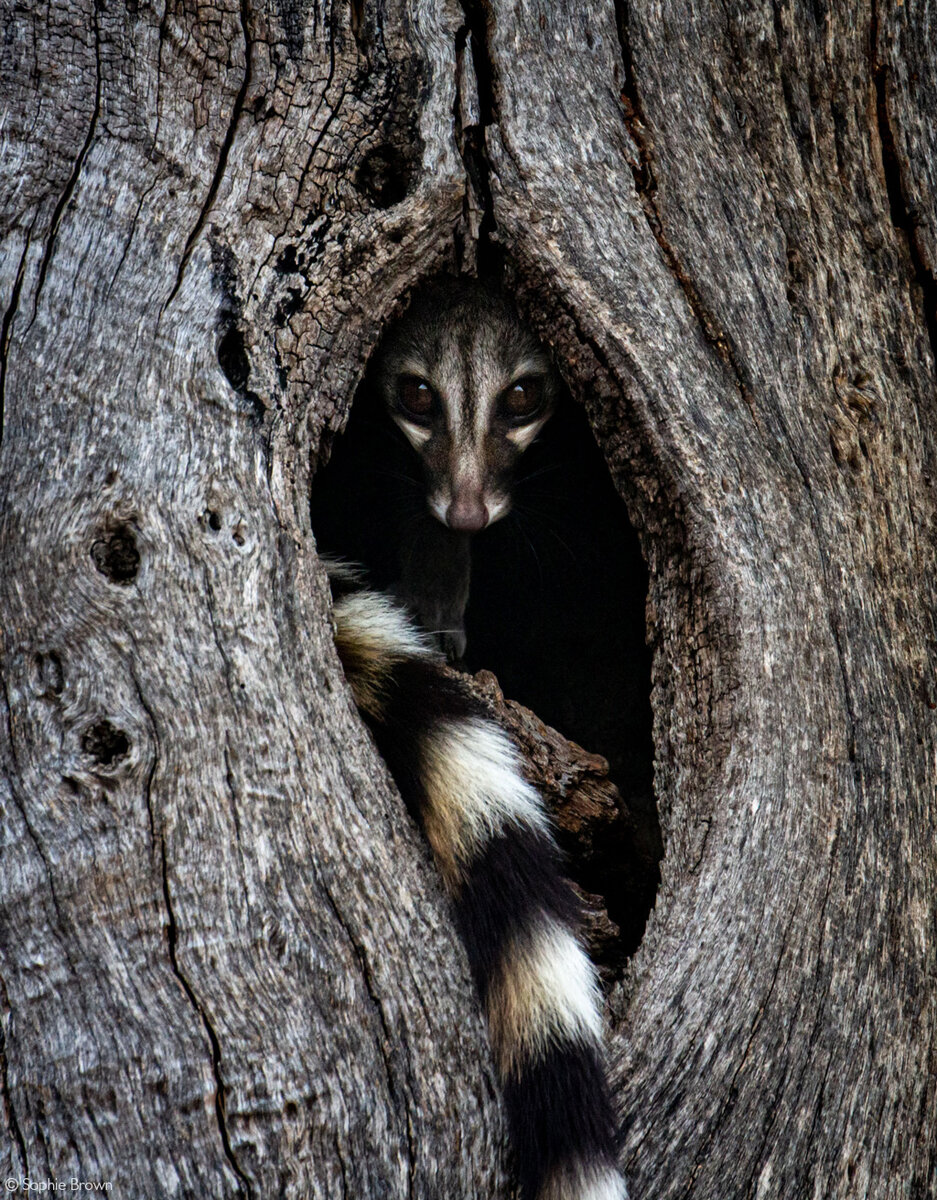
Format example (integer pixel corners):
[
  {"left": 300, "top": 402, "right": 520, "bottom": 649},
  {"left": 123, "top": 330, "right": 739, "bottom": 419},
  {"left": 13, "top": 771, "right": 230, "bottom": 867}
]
[{"left": 1, "top": 0, "right": 935, "bottom": 1197}]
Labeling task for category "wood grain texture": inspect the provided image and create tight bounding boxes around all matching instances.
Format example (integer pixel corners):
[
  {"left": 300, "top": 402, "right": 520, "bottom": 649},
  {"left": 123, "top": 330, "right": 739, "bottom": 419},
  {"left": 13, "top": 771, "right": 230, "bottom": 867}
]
[
  {"left": 485, "top": 0, "right": 937, "bottom": 1195},
  {"left": 2, "top": 0, "right": 936, "bottom": 1196},
  {"left": 0, "top": 0, "right": 506, "bottom": 1195}
]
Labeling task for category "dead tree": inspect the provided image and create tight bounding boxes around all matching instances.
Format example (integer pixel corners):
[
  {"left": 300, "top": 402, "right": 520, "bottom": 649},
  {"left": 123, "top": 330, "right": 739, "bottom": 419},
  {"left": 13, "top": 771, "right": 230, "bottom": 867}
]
[{"left": 1, "top": 0, "right": 935, "bottom": 1196}]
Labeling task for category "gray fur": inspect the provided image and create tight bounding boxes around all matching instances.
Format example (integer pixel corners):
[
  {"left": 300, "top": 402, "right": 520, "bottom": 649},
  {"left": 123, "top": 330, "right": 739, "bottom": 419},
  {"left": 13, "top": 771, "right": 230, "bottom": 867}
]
[{"left": 374, "top": 281, "right": 558, "bottom": 659}]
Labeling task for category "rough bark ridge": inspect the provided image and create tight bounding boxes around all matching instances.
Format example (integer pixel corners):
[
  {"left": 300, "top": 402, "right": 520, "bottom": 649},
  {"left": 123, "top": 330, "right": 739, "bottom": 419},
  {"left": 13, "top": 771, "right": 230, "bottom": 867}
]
[
  {"left": 1, "top": 2, "right": 935, "bottom": 1200},
  {"left": 481, "top": 0, "right": 937, "bottom": 1195},
  {"left": 0, "top": 1, "right": 508, "bottom": 1195}
]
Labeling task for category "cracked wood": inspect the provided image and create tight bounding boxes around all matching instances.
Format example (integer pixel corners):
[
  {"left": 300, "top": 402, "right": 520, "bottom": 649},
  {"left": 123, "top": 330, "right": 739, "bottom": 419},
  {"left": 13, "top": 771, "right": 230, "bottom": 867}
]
[{"left": 1, "top": 0, "right": 936, "bottom": 1198}]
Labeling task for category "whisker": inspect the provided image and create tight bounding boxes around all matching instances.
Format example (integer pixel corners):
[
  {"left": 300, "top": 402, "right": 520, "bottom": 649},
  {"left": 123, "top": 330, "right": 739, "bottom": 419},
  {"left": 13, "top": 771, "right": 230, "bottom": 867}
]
[
  {"left": 373, "top": 468, "right": 423, "bottom": 489},
  {"left": 505, "top": 510, "right": 545, "bottom": 588},
  {"left": 514, "top": 462, "right": 566, "bottom": 486}
]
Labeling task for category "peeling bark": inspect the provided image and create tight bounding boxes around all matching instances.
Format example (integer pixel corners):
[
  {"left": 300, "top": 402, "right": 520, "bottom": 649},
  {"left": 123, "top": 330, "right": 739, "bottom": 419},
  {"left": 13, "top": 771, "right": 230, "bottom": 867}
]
[{"left": 1, "top": 0, "right": 935, "bottom": 1198}]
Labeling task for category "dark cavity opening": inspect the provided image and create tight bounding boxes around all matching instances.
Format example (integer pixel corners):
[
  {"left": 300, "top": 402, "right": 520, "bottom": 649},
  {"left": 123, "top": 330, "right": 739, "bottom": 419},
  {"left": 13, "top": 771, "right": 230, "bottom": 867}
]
[
  {"left": 90, "top": 523, "right": 140, "bottom": 585},
  {"left": 82, "top": 719, "right": 130, "bottom": 766},
  {"left": 354, "top": 145, "right": 414, "bottom": 210},
  {"left": 310, "top": 296, "right": 660, "bottom": 970},
  {"left": 218, "top": 325, "right": 250, "bottom": 392}
]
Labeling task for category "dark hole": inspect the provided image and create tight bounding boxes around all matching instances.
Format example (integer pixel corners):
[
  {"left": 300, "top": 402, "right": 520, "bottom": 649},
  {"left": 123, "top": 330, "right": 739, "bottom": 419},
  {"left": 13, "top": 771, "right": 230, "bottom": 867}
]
[
  {"left": 310, "top": 333, "right": 660, "bottom": 969},
  {"left": 463, "top": 403, "right": 659, "bottom": 957},
  {"left": 349, "top": 0, "right": 364, "bottom": 43},
  {"left": 245, "top": 390, "right": 266, "bottom": 422},
  {"left": 218, "top": 325, "right": 250, "bottom": 392},
  {"left": 276, "top": 0, "right": 305, "bottom": 60},
  {"left": 274, "top": 287, "right": 304, "bottom": 328},
  {"left": 81, "top": 720, "right": 130, "bottom": 766},
  {"left": 34, "top": 650, "right": 64, "bottom": 696},
  {"left": 206, "top": 510, "right": 222, "bottom": 531},
  {"left": 276, "top": 244, "right": 300, "bottom": 275},
  {"left": 354, "top": 145, "right": 413, "bottom": 210},
  {"left": 91, "top": 524, "right": 140, "bottom": 584}
]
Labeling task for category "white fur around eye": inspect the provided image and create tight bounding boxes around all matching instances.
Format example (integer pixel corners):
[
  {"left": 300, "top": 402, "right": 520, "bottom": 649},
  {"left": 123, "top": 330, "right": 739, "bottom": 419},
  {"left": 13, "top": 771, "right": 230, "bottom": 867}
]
[
  {"left": 392, "top": 414, "right": 433, "bottom": 448},
  {"left": 505, "top": 414, "right": 550, "bottom": 451}
]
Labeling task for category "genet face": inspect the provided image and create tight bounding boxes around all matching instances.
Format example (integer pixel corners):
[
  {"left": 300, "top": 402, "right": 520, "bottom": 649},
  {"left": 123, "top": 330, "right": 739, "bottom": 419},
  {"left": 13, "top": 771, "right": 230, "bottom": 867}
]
[{"left": 378, "top": 289, "right": 557, "bottom": 532}]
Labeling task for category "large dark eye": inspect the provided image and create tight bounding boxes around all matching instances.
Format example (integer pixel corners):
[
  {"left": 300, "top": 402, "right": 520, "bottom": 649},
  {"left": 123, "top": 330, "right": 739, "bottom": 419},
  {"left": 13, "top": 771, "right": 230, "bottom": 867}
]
[
  {"left": 397, "top": 376, "right": 437, "bottom": 424},
  {"left": 499, "top": 377, "right": 544, "bottom": 424}
]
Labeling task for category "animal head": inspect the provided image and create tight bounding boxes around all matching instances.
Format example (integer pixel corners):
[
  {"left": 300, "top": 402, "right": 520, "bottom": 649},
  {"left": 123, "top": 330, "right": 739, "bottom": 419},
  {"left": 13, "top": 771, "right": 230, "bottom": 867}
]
[{"left": 374, "top": 282, "right": 558, "bottom": 532}]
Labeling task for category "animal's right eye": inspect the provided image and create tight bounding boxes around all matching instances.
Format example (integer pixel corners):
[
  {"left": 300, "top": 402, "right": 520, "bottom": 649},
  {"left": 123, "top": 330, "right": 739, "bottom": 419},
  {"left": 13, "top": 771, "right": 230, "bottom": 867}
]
[
  {"left": 397, "top": 377, "right": 437, "bottom": 424},
  {"left": 498, "top": 376, "right": 545, "bottom": 424}
]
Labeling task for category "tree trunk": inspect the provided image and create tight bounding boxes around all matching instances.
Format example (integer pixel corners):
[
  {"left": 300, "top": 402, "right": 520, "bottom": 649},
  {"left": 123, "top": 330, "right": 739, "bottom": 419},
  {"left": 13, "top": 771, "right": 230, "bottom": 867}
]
[{"left": 1, "top": 0, "right": 934, "bottom": 1197}]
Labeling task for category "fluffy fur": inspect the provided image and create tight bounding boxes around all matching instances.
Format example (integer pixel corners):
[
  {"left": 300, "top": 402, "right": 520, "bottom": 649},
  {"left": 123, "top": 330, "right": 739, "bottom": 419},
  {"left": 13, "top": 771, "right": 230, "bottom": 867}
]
[
  {"left": 329, "top": 566, "right": 628, "bottom": 1200},
  {"left": 371, "top": 280, "right": 560, "bottom": 661}
]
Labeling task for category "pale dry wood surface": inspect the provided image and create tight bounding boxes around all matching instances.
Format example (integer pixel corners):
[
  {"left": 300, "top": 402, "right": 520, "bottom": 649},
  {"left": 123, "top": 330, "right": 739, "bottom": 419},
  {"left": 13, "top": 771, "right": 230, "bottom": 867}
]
[{"left": 1, "top": 0, "right": 935, "bottom": 1197}]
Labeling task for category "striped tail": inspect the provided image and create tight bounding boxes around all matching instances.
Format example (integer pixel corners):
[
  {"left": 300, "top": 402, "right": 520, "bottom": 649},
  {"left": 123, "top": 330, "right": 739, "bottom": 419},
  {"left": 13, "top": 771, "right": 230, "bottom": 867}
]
[{"left": 328, "top": 567, "right": 628, "bottom": 1200}]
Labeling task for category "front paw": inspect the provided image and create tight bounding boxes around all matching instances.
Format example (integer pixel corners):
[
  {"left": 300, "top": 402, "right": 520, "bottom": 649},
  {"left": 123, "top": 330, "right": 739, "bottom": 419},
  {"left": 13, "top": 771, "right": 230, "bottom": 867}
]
[
  {"left": 439, "top": 626, "right": 467, "bottom": 663},
  {"left": 396, "top": 591, "right": 467, "bottom": 662},
  {"left": 416, "top": 602, "right": 466, "bottom": 662}
]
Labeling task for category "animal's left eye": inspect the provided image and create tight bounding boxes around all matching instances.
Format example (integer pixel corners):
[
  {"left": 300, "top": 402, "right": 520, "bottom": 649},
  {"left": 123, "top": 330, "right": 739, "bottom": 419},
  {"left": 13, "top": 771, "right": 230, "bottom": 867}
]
[
  {"left": 397, "top": 376, "right": 438, "bottom": 423},
  {"left": 499, "top": 378, "right": 543, "bottom": 424}
]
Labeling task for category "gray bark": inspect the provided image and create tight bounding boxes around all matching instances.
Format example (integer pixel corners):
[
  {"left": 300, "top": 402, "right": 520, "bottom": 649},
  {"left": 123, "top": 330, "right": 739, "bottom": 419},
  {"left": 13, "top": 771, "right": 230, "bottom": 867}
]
[{"left": 1, "top": 1, "right": 935, "bottom": 1199}]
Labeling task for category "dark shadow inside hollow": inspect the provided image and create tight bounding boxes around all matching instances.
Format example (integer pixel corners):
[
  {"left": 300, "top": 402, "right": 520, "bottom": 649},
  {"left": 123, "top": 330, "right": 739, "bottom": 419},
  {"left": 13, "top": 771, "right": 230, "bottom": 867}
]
[
  {"left": 310, "top": 333, "right": 661, "bottom": 968},
  {"left": 463, "top": 396, "right": 660, "bottom": 962}
]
